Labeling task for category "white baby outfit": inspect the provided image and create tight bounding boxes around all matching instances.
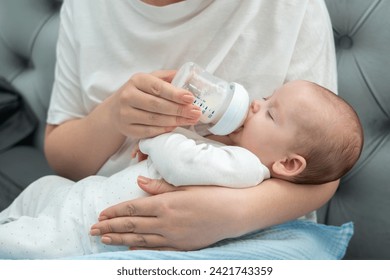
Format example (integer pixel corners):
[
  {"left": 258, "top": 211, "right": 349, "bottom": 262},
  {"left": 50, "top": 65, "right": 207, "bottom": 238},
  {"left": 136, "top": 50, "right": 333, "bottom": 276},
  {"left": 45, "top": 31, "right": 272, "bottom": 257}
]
[{"left": 0, "top": 128, "right": 269, "bottom": 258}]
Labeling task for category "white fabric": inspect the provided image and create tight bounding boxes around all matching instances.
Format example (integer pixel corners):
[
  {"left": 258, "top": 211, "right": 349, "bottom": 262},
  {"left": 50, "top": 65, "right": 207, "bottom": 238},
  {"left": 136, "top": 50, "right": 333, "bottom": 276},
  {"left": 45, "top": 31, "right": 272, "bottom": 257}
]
[
  {"left": 47, "top": 0, "right": 337, "bottom": 176},
  {"left": 140, "top": 128, "right": 270, "bottom": 187},
  {"left": 0, "top": 128, "right": 268, "bottom": 258}
]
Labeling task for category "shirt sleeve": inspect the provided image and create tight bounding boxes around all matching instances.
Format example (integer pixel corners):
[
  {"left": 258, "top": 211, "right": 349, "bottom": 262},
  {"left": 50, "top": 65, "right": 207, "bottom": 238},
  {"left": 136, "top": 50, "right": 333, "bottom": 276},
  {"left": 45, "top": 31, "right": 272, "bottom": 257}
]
[
  {"left": 139, "top": 130, "right": 270, "bottom": 188},
  {"left": 46, "top": 1, "right": 86, "bottom": 125}
]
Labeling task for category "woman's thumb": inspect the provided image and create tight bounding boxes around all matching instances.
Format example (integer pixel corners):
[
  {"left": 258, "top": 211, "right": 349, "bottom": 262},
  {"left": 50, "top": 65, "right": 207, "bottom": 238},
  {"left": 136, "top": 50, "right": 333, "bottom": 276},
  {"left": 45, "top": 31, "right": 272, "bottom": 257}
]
[{"left": 137, "top": 176, "right": 176, "bottom": 195}]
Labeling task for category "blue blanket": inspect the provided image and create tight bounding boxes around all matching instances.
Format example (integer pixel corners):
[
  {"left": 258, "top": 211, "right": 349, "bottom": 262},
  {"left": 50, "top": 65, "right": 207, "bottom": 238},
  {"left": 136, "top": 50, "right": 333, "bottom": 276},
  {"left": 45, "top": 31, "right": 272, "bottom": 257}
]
[{"left": 73, "top": 221, "right": 353, "bottom": 260}]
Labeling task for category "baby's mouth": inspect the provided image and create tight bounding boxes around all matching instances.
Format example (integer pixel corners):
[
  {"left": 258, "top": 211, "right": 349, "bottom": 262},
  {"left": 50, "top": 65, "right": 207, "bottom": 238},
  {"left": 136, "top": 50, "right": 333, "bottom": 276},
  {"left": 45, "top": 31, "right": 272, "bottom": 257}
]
[{"left": 231, "top": 125, "right": 244, "bottom": 135}]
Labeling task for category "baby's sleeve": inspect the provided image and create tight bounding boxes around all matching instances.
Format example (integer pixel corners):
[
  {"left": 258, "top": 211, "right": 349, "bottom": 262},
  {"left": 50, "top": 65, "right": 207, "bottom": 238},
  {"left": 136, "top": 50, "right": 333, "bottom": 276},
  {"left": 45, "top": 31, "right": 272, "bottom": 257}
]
[{"left": 139, "top": 131, "right": 269, "bottom": 188}]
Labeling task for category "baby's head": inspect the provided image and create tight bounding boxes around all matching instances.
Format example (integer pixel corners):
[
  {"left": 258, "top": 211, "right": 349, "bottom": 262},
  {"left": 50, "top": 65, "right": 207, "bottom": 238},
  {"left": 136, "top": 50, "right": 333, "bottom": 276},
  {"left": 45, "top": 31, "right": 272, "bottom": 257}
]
[
  {"left": 229, "top": 80, "right": 364, "bottom": 184},
  {"left": 285, "top": 80, "right": 364, "bottom": 184}
]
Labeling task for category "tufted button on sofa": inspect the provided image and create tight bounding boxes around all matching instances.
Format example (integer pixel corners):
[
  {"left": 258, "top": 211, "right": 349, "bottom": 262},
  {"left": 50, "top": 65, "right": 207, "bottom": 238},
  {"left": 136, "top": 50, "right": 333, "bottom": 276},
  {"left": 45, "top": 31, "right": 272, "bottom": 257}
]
[{"left": 0, "top": 0, "right": 389, "bottom": 259}]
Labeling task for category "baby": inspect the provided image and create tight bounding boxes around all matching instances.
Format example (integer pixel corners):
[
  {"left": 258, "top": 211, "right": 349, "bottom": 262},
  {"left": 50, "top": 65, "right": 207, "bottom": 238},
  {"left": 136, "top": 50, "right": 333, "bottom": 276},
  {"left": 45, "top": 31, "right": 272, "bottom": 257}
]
[
  {"left": 0, "top": 80, "right": 363, "bottom": 259},
  {"left": 225, "top": 79, "right": 364, "bottom": 185}
]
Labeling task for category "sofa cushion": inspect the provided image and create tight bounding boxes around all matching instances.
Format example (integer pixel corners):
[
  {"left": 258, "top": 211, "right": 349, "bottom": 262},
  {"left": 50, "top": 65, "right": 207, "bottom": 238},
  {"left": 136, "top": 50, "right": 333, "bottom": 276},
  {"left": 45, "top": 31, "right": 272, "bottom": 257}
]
[
  {"left": 0, "top": 0, "right": 61, "bottom": 150},
  {"left": 0, "top": 77, "right": 37, "bottom": 152}
]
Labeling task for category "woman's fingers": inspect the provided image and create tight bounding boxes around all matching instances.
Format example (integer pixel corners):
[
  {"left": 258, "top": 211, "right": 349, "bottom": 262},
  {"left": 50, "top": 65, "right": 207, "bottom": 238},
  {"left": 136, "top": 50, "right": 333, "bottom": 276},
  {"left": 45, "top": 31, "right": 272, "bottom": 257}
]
[
  {"left": 96, "top": 186, "right": 180, "bottom": 221},
  {"left": 131, "top": 72, "right": 191, "bottom": 105},
  {"left": 91, "top": 218, "right": 181, "bottom": 250},
  {"left": 91, "top": 216, "right": 161, "bottom": 235},
  {"left": 97, "top": 198, "right": 158, "bottom": 221},
  {"left": 90, "top": 209, "right": 177, "bottom": 249},
  {"left": 121, "top": 125, "right": 176, "bottom": 140},
  {"left": 137, "top": 176, "right": 176, "bottom": 195},
  {"left": 101, "top": 232, "right": 169, "bottom": 248},
  {"left": 124, "top": 103, "right": 201, "bottom": 126},
  {"left": 150, "top": 69, "right": 177, "bottom": 83},
  {"left": 111, "top": 71, "right": 201, "bottom": 139}
]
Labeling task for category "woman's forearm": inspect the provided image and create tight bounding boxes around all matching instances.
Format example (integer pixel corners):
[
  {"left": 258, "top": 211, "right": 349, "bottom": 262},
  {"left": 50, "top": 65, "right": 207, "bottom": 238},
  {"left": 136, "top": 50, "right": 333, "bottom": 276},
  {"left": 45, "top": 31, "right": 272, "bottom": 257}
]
[
  {"left": 90, "top": 177, "right": 339, "bottom": 250},
  {"left": 44, "top": 96, "right": 126, "bottom": 180},
  {"left": 45, "top": 71, "right": 201, "bottom": 180},
  {"left": 237, "top": 178, "right": 339, "bottom": 233}
]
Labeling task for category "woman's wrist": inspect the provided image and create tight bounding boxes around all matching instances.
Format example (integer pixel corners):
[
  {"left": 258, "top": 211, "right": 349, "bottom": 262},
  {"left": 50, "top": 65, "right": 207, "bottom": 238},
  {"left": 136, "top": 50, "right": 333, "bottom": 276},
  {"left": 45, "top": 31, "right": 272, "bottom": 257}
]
[
  {"left": 44, "top": 96, "right": 127, "bottom": 180},
  {"left": 95, "top": 93, "right": 128, "bottom": 142}
]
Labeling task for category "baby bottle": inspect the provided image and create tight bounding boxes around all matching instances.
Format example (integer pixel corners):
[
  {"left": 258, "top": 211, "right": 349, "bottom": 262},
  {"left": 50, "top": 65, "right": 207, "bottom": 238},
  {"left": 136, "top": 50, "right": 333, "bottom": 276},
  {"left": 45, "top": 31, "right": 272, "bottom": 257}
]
[{"left": 172, "top": 62, "right": 249, "bottom": 135}]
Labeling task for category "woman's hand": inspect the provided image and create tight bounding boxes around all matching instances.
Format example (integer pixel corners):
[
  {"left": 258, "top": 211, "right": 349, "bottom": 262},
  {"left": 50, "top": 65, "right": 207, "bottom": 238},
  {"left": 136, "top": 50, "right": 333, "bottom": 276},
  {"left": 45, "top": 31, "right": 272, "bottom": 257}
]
[
  {"left": 108, "top": 70, "right": 202, "bottom": 139},
  {"left": 90, "top": 178, "right": 249, "bottom": 251},
  {"left": 45, "top": 70, "right": 201, "bottom": 180},
  {"left": 90, "top": 177, "right": 338, "bottom": 251}
]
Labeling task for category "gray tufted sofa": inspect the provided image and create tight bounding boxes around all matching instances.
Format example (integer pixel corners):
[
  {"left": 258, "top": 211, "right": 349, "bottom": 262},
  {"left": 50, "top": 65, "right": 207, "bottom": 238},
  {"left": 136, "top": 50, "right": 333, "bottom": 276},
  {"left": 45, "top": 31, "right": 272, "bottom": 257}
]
[
  {"left": 0, "top": 0, "right": 389, "bottom": 260},
  {"left": 0, "top": 0, "right": 59, "bottom": 206}
]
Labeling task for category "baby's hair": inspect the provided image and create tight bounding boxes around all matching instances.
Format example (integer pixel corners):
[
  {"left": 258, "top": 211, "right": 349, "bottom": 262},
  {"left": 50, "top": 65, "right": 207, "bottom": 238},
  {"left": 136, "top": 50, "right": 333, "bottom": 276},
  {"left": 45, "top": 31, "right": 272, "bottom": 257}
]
[{"left": 290, "top": 82, "right": 364, "bottom": 184}]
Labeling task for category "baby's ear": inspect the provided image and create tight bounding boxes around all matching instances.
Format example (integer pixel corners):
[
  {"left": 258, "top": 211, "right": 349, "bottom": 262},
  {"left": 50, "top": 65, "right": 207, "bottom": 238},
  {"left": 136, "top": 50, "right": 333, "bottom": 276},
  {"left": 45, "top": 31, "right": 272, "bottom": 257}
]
[{"left": 271, "top": 154, "right": 306, "bottom": 178}]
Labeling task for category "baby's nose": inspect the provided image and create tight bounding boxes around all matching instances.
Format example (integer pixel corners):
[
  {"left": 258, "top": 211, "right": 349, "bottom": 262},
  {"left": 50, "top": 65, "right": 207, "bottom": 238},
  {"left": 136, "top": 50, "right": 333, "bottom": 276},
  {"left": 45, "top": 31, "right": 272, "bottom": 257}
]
[{"left": 250, "top": 100, "right": 261, "bottom": 113}]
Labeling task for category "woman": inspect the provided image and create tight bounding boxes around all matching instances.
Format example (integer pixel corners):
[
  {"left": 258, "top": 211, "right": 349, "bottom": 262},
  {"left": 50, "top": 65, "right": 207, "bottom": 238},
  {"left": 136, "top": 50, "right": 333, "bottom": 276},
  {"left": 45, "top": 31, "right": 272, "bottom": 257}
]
[{"left": 45, "top": 0, "right": 338, "bottom": 251}]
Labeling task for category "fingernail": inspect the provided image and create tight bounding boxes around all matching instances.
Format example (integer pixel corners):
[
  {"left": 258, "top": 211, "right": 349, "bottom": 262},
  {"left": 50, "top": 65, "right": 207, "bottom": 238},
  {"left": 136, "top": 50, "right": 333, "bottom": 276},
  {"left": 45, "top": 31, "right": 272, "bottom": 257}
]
[
  {"left": 190, "top": 104, "right": 201, "bottom": 111},
  {"left": 189, "top": 109, "right": 202, "bottom": 119},
  {"left": 98, "top": 215, "right": 108, "bottom": 221},
  {"left": 137, "top": 176, "right": 150, "bottom": 186},
  {"left": 90, "top": 229, "right": 101, "bottom": 236},
  {"left": 101, "top": 236, "right": 112, "bottom": 244},
  {"left": 182, "top": 94, "right": 194, "bottom": 104}
]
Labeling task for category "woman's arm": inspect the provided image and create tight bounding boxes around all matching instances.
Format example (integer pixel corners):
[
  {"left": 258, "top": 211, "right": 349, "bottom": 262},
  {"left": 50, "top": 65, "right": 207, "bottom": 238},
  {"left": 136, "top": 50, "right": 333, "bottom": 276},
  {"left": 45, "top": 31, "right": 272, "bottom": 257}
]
[
  {"left": 46, "top": 3, "right": 200, "bottom": 179},
  {"left": 45, "top": 71, "right": 201, "bottom": 180},
  {"left": 90, "top": 178, "right": 338, "bottom": 250}
]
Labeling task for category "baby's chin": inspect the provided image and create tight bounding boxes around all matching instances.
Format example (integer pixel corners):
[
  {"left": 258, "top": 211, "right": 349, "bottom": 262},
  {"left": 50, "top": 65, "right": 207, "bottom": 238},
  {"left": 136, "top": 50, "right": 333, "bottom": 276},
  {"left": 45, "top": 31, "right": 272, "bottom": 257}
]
[{"left": 227, "top": 126, "right": 243, "bottom": 144}]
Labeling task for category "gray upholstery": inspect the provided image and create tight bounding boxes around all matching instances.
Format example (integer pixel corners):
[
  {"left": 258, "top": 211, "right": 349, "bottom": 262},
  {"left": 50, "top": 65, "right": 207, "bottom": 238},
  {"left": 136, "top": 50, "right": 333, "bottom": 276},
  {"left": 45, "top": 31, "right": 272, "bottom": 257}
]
[
  {"left": 317, "top": 0, "right": 390, "bottom": 260},
  {"left": 0, "top": 0, "right": 389, "bottom": 259},
  {"left": 0, "top": 0, "right": 59, "bottom": 210},
  {"left": 0, "top": 0, "right": 61, "bottom": 148}
]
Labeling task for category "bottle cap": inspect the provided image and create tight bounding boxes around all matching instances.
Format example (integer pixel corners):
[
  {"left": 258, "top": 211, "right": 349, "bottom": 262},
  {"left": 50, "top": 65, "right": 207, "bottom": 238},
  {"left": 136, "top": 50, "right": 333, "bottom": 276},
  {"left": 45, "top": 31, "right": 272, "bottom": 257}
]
[{"left": 208, "top": 83, "right": 249, "bottom": 135}]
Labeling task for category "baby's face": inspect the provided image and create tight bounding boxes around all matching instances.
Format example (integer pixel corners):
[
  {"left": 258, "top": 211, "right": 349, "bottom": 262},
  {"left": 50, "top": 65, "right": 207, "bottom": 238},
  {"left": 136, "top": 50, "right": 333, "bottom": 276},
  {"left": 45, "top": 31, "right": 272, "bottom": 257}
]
[{"left": 228, "top": 80, "right": 318, "bottom": 167}]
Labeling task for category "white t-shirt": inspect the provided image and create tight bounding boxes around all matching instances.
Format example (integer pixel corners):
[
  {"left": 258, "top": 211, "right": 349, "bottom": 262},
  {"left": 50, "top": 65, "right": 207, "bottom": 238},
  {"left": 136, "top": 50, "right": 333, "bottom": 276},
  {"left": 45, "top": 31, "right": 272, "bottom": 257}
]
[{"left": 47, "top": 0, "right": 337, "bottom": 175}]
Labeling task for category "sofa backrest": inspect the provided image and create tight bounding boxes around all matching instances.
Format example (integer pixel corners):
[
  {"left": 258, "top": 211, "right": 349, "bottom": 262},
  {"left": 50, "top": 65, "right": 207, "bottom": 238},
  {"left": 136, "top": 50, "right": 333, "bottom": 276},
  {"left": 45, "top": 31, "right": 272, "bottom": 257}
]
[
  {"left": 319, "top": 0, "right": 390, "bottom": 260},
  {"left": 0, "top": 0, "right": 62, "bottom": 150}
]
